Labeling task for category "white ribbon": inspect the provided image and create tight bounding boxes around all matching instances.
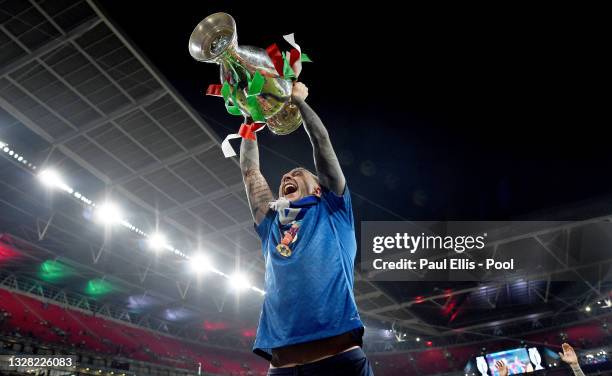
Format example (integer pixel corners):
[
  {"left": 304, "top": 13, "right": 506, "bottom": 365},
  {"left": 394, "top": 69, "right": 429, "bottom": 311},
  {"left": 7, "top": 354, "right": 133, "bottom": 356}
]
[
  {"left": 221, "top": 123, "right": 265, "bottom": 158},
  {"left": 221, "top": 133, "right": 242, "bottom": 158},
  {"left": 283, "top": 33, "right": 303, "bottom": 78}
]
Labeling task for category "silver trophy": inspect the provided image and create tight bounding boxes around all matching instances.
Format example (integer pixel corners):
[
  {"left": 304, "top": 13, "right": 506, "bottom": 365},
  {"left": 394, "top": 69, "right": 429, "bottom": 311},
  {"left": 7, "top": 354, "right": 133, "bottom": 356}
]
[{"left": 188, "top": 12, "right": 302, "bottom": 135}]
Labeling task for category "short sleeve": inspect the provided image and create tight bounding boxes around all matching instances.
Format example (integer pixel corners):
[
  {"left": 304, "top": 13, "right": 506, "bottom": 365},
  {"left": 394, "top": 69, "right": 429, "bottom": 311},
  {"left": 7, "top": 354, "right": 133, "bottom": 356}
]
[
  {"left": 254, "top": 209, "right": 276, "bottom": 240},
  {"left": 321, "top": 185, "right": 353, "bottom": 225}
]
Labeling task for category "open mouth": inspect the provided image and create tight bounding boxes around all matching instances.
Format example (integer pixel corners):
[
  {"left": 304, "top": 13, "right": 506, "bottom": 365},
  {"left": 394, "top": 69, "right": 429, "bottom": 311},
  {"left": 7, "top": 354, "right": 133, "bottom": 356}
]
[{"left": 283, "top": 182, "right": 298, "bottom": 196}]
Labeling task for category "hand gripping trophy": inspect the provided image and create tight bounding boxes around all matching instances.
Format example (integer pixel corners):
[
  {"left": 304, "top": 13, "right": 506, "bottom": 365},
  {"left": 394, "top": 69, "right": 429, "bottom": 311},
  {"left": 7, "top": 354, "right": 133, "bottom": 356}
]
[{"left": 188, "top": 13, "right": 311, "bottom": 157}]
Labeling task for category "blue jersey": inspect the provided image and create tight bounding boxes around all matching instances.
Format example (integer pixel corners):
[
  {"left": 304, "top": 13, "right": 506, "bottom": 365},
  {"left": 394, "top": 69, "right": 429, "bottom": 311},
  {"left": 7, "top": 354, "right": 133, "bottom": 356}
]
[{"left": 253, "top": 186, "right": 364, "bottom": 360}]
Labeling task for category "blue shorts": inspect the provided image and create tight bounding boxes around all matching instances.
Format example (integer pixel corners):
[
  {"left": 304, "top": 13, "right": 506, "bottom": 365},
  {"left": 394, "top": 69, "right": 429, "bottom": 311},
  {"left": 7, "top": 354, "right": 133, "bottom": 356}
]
[{"left": 267, "top": 347, "right": 374, "bottom": 376}]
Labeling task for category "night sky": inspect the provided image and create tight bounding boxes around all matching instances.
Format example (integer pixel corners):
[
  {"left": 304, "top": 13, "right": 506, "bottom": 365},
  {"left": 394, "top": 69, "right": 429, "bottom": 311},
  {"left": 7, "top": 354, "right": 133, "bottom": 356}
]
[{"left": 96, "top": 1, "right": 609, "bottom": 222}]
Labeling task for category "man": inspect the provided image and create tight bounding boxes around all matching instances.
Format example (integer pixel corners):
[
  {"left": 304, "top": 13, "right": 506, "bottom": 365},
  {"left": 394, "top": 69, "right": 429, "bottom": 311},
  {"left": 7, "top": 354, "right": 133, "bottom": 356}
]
[
  {"left": 240, "top": 82, "right": 373, "bottom": 375},
  {"left": 495, "top": 343, "right": 585, "bottom": 376}
]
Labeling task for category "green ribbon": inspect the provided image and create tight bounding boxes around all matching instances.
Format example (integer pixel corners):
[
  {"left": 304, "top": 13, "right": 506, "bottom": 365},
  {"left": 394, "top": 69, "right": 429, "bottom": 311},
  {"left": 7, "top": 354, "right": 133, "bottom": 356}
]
[
  {"left": 221, "top": 82, "right": 242, "bottom": 116},
  {"left": 246, "top": 71, "right": 266, "bottom": 122},
  {"left": 247, "top": 96, "right": 265, "bottom": 122},
  {"left": 248, "top": 70, "right": 265, "bottom": 96},
  {"left": 219, "top": 70, "right": 267, "bottom": 122},
  {"left": 281, "top": 51, "right": 311, "bottom": 80}
]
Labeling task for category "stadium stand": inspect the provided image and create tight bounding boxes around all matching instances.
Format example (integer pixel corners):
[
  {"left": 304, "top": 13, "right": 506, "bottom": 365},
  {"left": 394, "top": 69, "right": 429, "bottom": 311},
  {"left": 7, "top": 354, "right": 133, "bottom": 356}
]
[
  {"left": 0, "top": 287, "right": 268, "bottom": 375},
  {"left": 2, "top": 285, "right": 611, "bottom": 375}
]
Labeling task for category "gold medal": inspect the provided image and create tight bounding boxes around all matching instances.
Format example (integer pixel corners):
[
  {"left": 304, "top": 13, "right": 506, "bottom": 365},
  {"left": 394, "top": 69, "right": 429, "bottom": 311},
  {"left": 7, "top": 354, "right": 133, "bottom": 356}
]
[
  {"left": 276, "top": 243, "right": 292, "bottom": 257},
  {"left": 276, "top": 222, "right": 300, "bottom": 257}
]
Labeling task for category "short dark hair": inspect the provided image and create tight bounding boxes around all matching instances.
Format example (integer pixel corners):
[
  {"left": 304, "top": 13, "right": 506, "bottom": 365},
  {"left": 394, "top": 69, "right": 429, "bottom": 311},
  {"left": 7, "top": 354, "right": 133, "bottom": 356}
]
[{"left": 289, "top": 167, "right": 319, "bottom": 183}]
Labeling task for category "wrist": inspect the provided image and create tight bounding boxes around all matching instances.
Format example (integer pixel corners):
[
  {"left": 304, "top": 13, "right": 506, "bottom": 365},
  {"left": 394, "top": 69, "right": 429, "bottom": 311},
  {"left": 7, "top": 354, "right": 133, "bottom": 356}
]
[
  {"left": 570, "top": 362, "right": 581, "bottom": 369},
  {"left": 241, "top": 136, "right": 257, "bottom": 145}
]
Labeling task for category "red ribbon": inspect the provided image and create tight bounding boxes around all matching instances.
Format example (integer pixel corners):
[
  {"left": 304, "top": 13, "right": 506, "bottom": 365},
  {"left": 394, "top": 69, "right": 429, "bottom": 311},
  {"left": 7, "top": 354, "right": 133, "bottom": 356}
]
[
  {"left": 206, "top": 84, "right": 223, "bottom": 97},
  {"left": 238, "top": 122, "right": 266, "bottom": 141},
  {"left": 238, "top": 123, "right": 257, "bottom": 140},
  {"left": 289, "top": 48, "right": 300, "bottom": 67},
  {"left": 266, "top": 43, "right": 284, "bottom": 77},
  {"left": 251, "top": 123, "right": 266, "bottom": 132}
]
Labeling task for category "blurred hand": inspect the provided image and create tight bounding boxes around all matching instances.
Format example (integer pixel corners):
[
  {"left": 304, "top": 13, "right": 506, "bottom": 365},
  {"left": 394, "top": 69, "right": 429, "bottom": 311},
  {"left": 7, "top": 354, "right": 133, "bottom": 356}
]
[
  {"left": 495, "top": 360, "right": 508, "bottom": 376},
  {"left": 559, "top": 343, "right": 579, "bottom": 366},
  {"left": 292, "top": 82, "right": 309, "bottom": 101}
]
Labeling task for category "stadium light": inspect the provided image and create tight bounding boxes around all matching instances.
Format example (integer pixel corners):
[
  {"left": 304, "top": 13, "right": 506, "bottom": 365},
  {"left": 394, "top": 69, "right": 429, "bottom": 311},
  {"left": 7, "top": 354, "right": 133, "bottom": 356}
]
[
  {"left": 38, "top": 169, "right": 73, "bottom": 194},
  {"left": 1, "top": 139, "right": 269, "bottom": 296},
  {"left": 190, "top": 254, "right": 212, "bottom": 273},
  {"left": 147, "top": 232, "right": 168, "bottom": 251},
  {"left": 230, "top": 273, "right": 251, "bottom": 292},
  {"left": 39, "top": 169, "right": 62, "bottom": 187},
  {"left": 94, "top": 202, "right": 123, "bottom": 225}
]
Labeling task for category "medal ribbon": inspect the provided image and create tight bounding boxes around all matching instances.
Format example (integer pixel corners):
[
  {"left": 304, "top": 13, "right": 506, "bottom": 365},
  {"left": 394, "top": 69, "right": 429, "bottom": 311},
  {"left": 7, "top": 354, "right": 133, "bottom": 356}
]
[{"left": 281, "top": 222, "right": 300, "bottom": 246}]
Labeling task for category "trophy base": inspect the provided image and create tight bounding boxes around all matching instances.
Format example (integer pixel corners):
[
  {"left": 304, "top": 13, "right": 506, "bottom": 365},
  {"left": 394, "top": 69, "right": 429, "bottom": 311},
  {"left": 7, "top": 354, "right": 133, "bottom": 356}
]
[{"left": 266, "top": 102, "right": 302, "bottom": 136}]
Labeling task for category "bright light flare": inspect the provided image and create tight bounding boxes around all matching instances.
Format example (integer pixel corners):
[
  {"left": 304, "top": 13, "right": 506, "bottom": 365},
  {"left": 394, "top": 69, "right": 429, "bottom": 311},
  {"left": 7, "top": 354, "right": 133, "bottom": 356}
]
[
  {"left": 147, "top": 232, "right": 168, "bottom": 251},
  {"left": 94, "top": 202, "right": 122, "bottom": 225},
  {"left": 38, "top": 169, "right": 73, "bottom": 194},
  {"left": 230, "top": 273, "right": 251, "bottom": 292},
  {"left": 190, "top": 254, "right": 212, "bottom": 274}
]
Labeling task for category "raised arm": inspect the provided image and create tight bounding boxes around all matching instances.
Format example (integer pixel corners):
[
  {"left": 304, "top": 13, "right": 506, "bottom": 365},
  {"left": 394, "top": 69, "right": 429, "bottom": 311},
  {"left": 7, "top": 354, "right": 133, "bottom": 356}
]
[
  {"left": 292, "top": 83, "right": 346, "bottom": 195},
  {"left": 240, "top": 136, "right": 274, "bottom": 225},
  {"left": 559, "top": 343, "right": 585, "bottom": 376}
]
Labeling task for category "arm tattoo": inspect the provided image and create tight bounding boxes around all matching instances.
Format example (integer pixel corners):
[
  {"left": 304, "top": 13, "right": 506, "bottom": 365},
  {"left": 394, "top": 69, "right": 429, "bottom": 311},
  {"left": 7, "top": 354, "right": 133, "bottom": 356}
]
[
  {"left": 294, "top": 99, "right": 346, "bottom": 195},
  {"left": 570, "top": 364, "right": 585, "bottom": 376},
  {"left": 240, "top": 138, "right": 274, "bottom": 224}
]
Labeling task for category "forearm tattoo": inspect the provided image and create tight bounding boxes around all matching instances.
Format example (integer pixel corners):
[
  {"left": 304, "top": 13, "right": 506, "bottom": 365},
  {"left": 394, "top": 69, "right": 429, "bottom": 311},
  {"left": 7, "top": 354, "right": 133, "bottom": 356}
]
[
  {"left": 240, "top": 138, "right": 273, "bottom": 224},
  {"left": 295, "top": 99, "right": 346, "bottom": 194},
  {"left": 570, "top": 364, "right": 585, "bottom": 376},
  {"left": 240, "top": 137, "right": 260, "bottom": 172}
]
